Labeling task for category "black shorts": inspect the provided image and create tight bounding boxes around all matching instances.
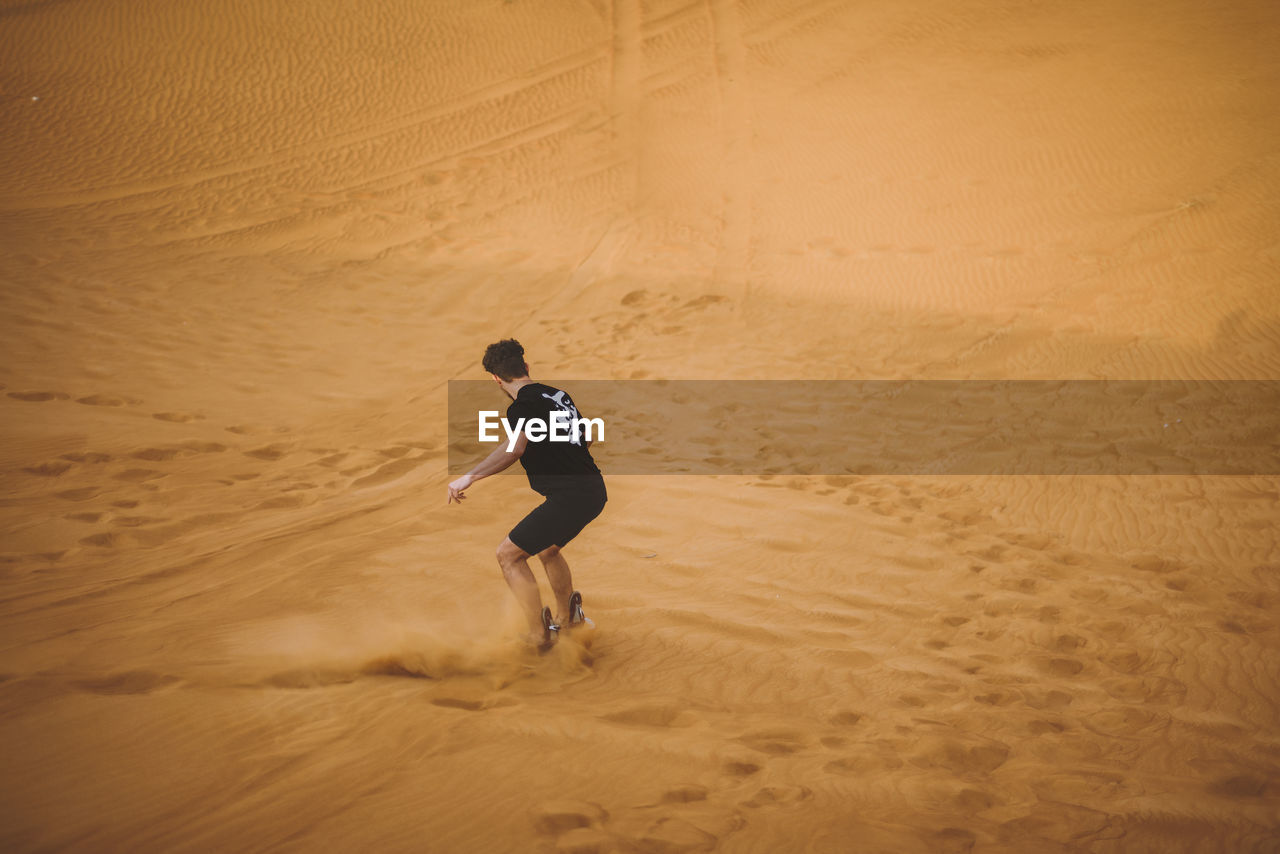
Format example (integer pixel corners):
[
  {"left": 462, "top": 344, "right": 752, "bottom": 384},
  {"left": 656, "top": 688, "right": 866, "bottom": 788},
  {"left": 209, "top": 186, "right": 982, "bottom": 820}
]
[{"left": 508, "top": 485, "right": 607, "bottom": 555}]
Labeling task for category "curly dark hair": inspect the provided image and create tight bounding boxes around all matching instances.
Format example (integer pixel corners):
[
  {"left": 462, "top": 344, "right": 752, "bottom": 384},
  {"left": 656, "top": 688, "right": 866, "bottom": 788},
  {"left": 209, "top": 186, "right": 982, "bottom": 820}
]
[{"left": 482, "top": 338, "right": 529, "bottom": 381}]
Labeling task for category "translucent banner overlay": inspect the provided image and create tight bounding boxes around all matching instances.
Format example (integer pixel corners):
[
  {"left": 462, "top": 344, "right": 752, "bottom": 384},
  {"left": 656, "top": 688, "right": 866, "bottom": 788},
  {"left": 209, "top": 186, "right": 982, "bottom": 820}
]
[{"left": 448, "top": 380, "right": 1280, "bottom": 475}]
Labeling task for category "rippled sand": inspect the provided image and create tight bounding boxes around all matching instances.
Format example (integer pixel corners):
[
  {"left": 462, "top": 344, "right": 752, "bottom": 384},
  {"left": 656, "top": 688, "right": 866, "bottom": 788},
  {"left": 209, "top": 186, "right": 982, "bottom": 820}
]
[{"left": 1, "top": 0, "right": 1278, "bottom": 851}]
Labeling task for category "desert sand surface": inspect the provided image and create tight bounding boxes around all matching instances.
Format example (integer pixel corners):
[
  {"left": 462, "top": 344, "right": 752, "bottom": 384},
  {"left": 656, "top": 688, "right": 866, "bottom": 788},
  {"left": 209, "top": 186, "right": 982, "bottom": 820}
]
[{"left": 2, "top": 0, "right": 1279, "bottom": 851}]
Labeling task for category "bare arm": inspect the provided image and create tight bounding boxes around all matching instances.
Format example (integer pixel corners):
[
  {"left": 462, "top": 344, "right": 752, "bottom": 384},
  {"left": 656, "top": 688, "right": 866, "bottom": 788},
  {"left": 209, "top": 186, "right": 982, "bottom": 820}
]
[{"left": 448, "top": 431, "right": 528, "bottom": 503}]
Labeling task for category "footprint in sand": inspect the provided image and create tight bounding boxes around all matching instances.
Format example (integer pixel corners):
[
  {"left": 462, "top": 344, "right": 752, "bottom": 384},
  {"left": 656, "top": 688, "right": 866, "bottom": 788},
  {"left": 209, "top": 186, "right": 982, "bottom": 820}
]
[
  {"left": 132, "top": 447, "right": 186, "bottom": 462},
  {"left": 55, "top": 487, "right": 102, "bottom": 501},
  {"left": 110, "top": 515, "right": 168, "bottom": 528},
  {"left": 79, "top": 532, "right": 132, "bottom": 548},
  {"left": 315, "top": 452, "right": 351, "bottom": 467},
  {"left": 1037, "top": 656, "right": 1085, "bottom": 677},
  {"left": 431, "top": 698, "right": 485, "bottom": 711},
  {"left": 152, "top": 411, "right": 204, "bottom": 423},
  {"left": 243, "top": 443, "right": 291, "bottom": 461},
  {"left": 974, "top": 690, "right": 1019, "bottom": 708},
  {"left": 351, "top": 455, "right": 427, "bottom": 489},
  {"left": 598, "top": 703, "right": 690, "bottom": 728},
  {"left": 624, "top": 817, "right": 722, "bottom": 854},
  {"left": 531, "top": 801, "right": 609, "bottom": 836},
  {"left": 76, "top": 394, "right": 135, "bottom": 407},
  {"left": 828, "top": 711, "right": 864, "bottom": 727},
  {"left": 1001, "top": 576, "right": 1041, "bottom": 595},
  {"left": 954, "top": 787, "right": 1000, "bottom": 811},
  {"left": 1207, "top": 773, "right": 1268, "bottom": 799},
  {"left": 533, "top": 786, "right": 742, "bottom": 854},
  {"left": 721, "top": 760, "right": 762, "bottom": 778},
  {"left": 739, "top": 785, "right": 812, "bottom": 809},
  {"left": 908, "top": 734, "right": 1011, "bottom": 776},
  {"left": 530, "top": 801, "right": 613, "bottom": 853},
  {"left": 1048, "top": 633, "right": 1086, "bottom": 653},
  {"left": 1022, "top": 689, "right": 1074, "bottom": 711},
  {"left": 661, "top": 785, "right": 709, "bottom": 804},
  {"left": 931, "top": 827, "right": 978, "bottom": 853},
  {"left": 1036, "top": 605, "right": 1061, "bottom": 623},
  {"left": 22, "top": 460, "right": 74, "bottom": 477},
  {"left": 971, "top": 544, "right": 1011, "bottom": 563},
  {"left": 1027, "top": 719, "right": 1067, "bottom": 735},
  {"left": 430, "top": 696, "right": 518, "bottom": 712},
  {"left": 734, "top": 729, "right": 809, "bottom": 756}
]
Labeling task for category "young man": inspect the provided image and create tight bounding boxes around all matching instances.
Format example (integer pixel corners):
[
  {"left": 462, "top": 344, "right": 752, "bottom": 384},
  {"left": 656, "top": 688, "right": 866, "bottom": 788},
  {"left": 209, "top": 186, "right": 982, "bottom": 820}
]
[{"left": 447, "top": 339, "right": 607, "bottom": 649}]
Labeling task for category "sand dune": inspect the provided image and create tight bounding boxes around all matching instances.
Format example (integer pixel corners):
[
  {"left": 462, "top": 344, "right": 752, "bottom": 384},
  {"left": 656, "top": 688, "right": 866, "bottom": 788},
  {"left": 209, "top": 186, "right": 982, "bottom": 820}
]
[{"left": 2, "top": 0, "right": 1278, "bottom": 851}]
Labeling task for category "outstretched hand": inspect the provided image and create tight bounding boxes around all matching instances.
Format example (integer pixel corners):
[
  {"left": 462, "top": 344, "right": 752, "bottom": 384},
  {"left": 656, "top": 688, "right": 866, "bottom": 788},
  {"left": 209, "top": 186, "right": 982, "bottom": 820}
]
[{"left": 448, "top": 474, "right": 474, "bottom": 504}]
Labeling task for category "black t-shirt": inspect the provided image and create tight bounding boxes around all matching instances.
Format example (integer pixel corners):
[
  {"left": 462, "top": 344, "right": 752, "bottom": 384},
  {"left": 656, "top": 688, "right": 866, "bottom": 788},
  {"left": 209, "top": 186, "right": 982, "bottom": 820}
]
[{"left": 506, "top": 382, "right": 603, "bottom": 496}]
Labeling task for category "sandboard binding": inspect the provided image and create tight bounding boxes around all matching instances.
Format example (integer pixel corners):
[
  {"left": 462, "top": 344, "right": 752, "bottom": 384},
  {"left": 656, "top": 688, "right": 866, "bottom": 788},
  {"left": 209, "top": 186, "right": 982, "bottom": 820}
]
[
  {"left": 566, "top": 590, "right": 594, "bottom": 630},
  {"left": 536, "top": 606, "right": 559, "bottom": 654}
]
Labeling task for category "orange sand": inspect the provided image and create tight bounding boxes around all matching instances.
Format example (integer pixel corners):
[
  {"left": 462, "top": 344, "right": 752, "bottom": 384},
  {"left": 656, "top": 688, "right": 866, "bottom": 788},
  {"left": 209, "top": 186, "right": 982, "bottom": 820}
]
[{"left": 1, "top": 0, "right": 1278, "bottom": 851}]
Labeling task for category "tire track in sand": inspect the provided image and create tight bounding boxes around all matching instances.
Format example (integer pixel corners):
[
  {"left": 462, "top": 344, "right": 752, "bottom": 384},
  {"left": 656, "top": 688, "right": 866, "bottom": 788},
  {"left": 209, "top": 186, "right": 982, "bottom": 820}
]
[
  {"left": 707, "top": 0, "right": 752, "bottom": 288},
  {"left": 511, "top": 0, "right": 644, "bottom": 325},
  {"left": 2, "top": 43, "right": 614, "bottom": 211},
  {"left": 609, "top": 0, "right": 643, "bottom": 206}
]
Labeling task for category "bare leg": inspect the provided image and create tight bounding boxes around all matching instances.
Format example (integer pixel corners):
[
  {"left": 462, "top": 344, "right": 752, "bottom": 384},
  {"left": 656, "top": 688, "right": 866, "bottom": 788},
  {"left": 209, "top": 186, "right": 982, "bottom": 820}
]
[
  {"left": 537, "top": 546, "right": 574, "bottom": 623},
  {"left": 497, "top": 537, "right": 544, "bottom": 635}
]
